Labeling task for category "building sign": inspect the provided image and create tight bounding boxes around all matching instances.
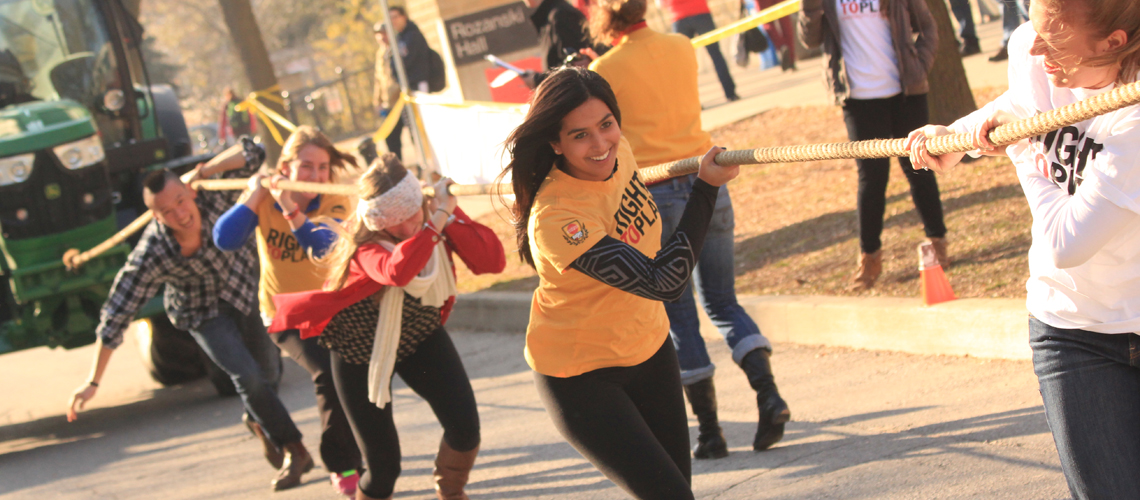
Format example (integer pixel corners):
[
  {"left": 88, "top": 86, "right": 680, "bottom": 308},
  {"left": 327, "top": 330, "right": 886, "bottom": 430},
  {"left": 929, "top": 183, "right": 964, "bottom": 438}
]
[{"left": 444, "top": 3, "right": 538, "bottom": 66}]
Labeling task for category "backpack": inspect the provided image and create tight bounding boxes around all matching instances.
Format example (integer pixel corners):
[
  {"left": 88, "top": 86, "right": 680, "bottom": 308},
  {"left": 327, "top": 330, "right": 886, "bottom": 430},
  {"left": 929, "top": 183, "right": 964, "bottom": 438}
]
[{"left": 427, "top": 48, "right": 446, "bottom": 93}]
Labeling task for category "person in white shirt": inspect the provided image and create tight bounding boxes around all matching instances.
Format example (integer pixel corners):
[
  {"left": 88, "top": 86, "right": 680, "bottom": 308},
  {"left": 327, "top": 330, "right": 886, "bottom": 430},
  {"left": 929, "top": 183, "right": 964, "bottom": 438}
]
[
  {"left": 906, "top": 0, "right": 1140, "bottom": 496},
  {"left": 800, "top": 0, "right": 949, "bottom": 291}
]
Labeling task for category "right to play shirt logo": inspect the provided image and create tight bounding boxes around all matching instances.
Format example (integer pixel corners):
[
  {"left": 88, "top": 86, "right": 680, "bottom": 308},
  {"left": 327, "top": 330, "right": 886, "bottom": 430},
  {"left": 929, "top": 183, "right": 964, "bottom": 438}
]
[
  {"left": 562, "top": 220, "right": 588, "bottom": 245},
  {"left": 1031, "top": 125, "right": 1104, "bottom": 196}
]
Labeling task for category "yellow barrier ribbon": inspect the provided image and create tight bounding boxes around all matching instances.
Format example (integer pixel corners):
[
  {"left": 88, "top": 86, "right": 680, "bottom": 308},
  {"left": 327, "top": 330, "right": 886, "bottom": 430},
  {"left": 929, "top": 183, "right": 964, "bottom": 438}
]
[
  {"left": 235, "top": 84, "right": 298, "bottom": 145},
  {"left": 372, "top": 92, "right": 409, "bottom": 143},
  {"left": 690, "top": 0, "right": 799, "bottom": 49}
]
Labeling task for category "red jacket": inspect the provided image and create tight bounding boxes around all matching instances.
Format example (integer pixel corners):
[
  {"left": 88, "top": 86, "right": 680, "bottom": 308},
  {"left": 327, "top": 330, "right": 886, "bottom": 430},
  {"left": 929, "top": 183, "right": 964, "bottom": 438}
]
[
  {"left": 658, "top": 0, "right": 710, "bottom": 22},
  {"left": 269, "top": 207, "right": 506, "bottom": 339}
]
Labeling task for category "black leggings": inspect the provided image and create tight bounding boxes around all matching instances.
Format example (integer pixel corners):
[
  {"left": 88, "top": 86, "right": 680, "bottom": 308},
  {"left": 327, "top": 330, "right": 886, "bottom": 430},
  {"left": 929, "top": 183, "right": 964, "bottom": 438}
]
[
  {"left": 331, "top": 327, "right": 480, "bottom": 499},
  {"left": 534, "top": 338, "right": 694, "bottom": 500},
  {"left": 271, "top": 329, "right": 361, "bottom": 473},
  {"left": 842, "top": 93, "right": 946, "bottom": 254}
]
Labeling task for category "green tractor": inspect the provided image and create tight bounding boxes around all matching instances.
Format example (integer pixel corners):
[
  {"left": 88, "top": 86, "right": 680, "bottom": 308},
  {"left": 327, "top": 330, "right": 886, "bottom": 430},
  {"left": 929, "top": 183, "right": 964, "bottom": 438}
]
[{"left": 0, "top": 0, "right": 235, "bottom": 394}]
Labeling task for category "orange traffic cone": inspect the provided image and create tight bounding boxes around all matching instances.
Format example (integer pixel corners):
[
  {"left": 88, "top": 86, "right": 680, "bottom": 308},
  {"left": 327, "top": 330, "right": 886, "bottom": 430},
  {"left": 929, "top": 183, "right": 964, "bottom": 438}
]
[{"left": 918, "top": 241, "right": 956, "bottom": 306}]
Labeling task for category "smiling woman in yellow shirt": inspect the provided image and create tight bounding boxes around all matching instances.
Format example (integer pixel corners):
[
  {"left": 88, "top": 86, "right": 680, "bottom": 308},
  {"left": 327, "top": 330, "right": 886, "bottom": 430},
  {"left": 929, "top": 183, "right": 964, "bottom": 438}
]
[
  {"left": 587, "top": 0, "right": 790, "bottom": 460},
  {"left": 498, "top": 66, "right": 735, "bottom": 500}
]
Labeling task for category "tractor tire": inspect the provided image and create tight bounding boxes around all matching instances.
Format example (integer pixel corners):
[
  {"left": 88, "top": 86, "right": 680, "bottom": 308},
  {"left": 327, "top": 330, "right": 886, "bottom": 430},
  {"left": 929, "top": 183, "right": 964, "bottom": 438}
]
[
  {"left": 150, "top": 84, "right": 192, "bottom": 160},
  {"left": 135, "top": 316, "right": 205, "bottom": 386}
]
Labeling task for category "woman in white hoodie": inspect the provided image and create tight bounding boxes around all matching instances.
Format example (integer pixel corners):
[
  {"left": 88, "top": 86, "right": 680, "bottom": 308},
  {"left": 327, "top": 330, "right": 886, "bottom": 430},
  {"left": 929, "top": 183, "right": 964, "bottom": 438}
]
[{"left": 906, "top": 0, "right": 1140, "bottom": 497}]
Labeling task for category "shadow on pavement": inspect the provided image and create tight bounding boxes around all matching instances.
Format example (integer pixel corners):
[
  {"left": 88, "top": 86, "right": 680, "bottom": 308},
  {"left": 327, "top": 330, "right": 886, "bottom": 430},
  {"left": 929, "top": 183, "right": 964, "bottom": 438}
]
[
  {"left": 0, "top": 363, "right": 317, "bottom": 497},
  {"left": 712, "top": 404, "right": 1058, "bottom": 480}
]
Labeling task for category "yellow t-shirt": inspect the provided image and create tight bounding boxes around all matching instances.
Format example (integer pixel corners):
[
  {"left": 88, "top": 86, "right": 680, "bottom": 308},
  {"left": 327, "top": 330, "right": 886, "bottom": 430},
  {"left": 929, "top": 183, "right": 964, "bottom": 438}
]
[
  {"left": 525, "top": 138, "right": 670, "bottom": 377},
  {"left": 254, "top": 194, "right": 353, "bottom": 319},
  {"left": 589, "top": 28, "right": 712, "bottom": 168}
]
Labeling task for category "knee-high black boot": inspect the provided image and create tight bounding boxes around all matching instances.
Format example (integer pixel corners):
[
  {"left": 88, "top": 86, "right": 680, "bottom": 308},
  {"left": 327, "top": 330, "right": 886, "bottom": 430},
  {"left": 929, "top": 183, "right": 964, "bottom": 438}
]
[
  {"left": 682, "top": 378, "right": 729, "bottom": 459},
  {"left": 739, "top": 349, "right": 790, "bottom": 451}
]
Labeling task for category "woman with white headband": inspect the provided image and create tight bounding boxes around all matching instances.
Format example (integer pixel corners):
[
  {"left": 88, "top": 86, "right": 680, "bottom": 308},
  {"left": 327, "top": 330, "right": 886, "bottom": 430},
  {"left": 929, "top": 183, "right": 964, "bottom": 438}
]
[{"left": 269, "top": 153, "right": 506, "bottom": 500}]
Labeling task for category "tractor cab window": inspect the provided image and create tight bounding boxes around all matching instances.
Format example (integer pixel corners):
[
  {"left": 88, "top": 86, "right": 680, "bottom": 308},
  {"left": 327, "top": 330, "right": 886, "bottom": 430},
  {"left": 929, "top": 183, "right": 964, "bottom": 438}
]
[{"left": 0, "top": 0, "right": 134, "bottom": 145}]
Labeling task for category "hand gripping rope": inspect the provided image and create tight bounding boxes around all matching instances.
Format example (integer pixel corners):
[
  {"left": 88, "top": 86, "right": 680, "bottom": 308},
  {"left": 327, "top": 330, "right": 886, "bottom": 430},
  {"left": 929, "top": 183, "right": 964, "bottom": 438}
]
[{"left": 62, "top": 79, "right": 1140, "bottom": 270}]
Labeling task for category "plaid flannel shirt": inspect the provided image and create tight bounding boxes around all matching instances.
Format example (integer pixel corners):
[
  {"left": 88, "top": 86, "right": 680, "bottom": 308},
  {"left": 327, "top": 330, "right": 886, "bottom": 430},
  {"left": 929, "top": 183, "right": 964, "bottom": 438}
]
[{"left": 96, "top": 140, "right": 265, "bottom": 349}]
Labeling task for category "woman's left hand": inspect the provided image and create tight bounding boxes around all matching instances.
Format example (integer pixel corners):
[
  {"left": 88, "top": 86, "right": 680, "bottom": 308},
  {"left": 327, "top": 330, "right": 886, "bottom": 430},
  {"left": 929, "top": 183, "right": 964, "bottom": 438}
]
[
  {"left": 268, "top": 174, "right": 297, "bottom": 213},
  {"left": 906, "top": 125, "right": 965, "bottom": 174}
]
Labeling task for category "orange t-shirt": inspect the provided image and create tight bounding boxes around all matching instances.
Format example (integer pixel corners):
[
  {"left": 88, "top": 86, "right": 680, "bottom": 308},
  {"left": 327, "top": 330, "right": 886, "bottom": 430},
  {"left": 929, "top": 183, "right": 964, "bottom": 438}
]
[
  {"left": 253, "top": 194, "right": 353, "bottom": 319},
  {"left": 525, "top": 138, "right": 669, "bottom": 377}
]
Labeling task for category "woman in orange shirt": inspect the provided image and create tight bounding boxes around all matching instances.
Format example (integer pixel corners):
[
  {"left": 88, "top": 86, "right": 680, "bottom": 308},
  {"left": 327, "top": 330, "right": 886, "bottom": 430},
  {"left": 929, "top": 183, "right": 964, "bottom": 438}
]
[{"left": 498, "top": 67, "right": 734, "bottom": 499}]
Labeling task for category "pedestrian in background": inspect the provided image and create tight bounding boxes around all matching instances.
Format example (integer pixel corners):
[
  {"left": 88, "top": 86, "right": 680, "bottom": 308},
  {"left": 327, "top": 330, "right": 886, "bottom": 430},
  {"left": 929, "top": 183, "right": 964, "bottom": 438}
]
[
  {"left": 271, "top": 155, "right": 505, "bottom": 500},
  {"left": 657, "top": 0, "right": 741, "bottom": 102},
  {"left": 373, "top": 22, "right": 402, "bottom": 159},
  {"left": 499, "top": 66, "right": 736, "bottom": 499},
  {"left": 588, "top": 0, "right": 790, "bottom": 458},
  {"left": 949, "top": 0, "right": 982, "bottom": 55},
  {"left": 522, "top": 0, "right": 609, "bottom": 88},
  {"left": 750, "top": 0, "right": 798, "bottom": 70},
  {"left": 990, "top": 0, "right": 1029, "bottom": 61},
  {"left": 907, "top": 0, "right": 1140, "bottom": 496},
  {"left": 213, "top": 126, "right": 363, "bottom": 497},
  {"left": 800, "top": 0, "right": 949, "bottom": 290},
  {"left": 219, "top": 86, "right": 255, "bottom": 146},
  {"left": 377, "top": 3, "right": 432, "bottom": 160}
]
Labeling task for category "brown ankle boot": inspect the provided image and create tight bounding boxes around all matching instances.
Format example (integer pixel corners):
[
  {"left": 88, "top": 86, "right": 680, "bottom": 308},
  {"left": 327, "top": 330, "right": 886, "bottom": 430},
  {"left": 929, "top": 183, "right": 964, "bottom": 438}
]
[
  {"left": 433, "top": 439, "right": 478, "bottom": 500},
  {"left": 848, "top": 250, "right": 883, "bottom": 291},
  {"left": 272, "top": 441, "right": 314, "bottom": 491},
  {"left": 928, "top": 237, "right": 950, "bottom": 269},
  {"left": 243, "top": 413, "right": 283, "bottom": 469}
]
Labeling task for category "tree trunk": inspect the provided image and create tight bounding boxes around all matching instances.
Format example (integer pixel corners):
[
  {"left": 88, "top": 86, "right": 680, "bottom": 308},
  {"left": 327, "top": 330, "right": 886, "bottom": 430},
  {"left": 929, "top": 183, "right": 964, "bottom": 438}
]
[
  {"left": 121, "top": 0, "right": 141, "bottom": 18},
  {"left": 924, "top": 0, "right": 976, "bottom": 125},
  {"left": 217, "top": 0, "right": 284, "bottom": 164}
]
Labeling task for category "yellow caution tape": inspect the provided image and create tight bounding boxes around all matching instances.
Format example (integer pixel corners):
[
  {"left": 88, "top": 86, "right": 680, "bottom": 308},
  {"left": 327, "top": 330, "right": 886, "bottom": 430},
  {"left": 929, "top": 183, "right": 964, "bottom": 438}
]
[
  {"left": 690, "top": 0, "right": 799, "bottom": 49},
  {"left": 235, "top": 84, "right": 298, "bottom": 146}
]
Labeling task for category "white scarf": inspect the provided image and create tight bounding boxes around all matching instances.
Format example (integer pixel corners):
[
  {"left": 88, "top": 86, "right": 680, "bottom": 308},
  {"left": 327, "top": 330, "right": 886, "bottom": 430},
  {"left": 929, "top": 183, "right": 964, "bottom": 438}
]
[{"left": 367, "top": 239, "right": 458, "bottom": 408}]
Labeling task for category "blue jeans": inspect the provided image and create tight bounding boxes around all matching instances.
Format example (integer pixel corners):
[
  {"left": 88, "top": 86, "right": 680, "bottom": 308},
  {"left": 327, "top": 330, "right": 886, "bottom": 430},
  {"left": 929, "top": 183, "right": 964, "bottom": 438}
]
[
  {"left": 948, "top": 0, "right": 976, "bottom": 42},
  {"left": 673, "top": 13, "right": 737, "bottom": 100},
  {"left": 650, "top": 176, "right": 770, "bottom": 385},
  {"left": 1029, "top": 317, "right": 1140, "bottom": 499},
  {"left": 189, "top": 302, "right": 301, "bottom": 447},
  {"left": 1000, "top": 0, "right": 1028, "bottom": 47}
]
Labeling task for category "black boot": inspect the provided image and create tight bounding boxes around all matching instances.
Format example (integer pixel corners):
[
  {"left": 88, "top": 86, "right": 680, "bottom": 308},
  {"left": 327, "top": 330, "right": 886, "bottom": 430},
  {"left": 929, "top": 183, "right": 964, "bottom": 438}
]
[
  {"left": 682, "top": 378, "right": 729, "bottom": 459},
  {"left": 960, "top": 36, "right": 981, "bottom": 56},
  {"left": 739, "top": 349, "right": 790, "bottom": 451}
]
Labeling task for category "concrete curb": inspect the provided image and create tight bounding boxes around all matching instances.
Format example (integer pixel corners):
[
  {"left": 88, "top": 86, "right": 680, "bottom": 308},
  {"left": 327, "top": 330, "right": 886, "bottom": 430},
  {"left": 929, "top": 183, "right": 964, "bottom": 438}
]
[{"left": 450, "top": 292, "right": 1032, "bottom": 360}]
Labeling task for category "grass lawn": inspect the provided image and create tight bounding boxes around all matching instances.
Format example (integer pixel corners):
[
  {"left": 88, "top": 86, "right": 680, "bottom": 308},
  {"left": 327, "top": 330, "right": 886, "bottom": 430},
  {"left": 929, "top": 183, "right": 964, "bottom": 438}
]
[{"left": 455, "top": 87, "right": 1032, "bottom": 300}]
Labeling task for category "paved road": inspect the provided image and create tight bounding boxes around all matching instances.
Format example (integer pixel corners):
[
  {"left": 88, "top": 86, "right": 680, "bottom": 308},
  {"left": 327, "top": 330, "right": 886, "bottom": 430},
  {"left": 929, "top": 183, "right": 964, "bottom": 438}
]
[{"left": 1, "top": 324, "right": 1067, "bottom": 499}]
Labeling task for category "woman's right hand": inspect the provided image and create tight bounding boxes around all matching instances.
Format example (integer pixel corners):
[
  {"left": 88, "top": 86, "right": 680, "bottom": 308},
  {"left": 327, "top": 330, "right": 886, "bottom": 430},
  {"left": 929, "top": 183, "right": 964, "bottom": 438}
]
[
  {"left": 695, "top": 146, "right": 736, "bottom": 186},
  {"left": 67, "top": 383, "right": 98, "bottom": 422},
  {"left": 905, "top": 125, "right": 965, "bottom": 174}
]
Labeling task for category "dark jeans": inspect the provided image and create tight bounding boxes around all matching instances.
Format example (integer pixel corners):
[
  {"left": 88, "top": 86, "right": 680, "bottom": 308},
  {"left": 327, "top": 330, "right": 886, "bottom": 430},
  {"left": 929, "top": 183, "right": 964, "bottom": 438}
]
[
  {"left": 842, "top": 93, "right": 946, "bottom": 254},
  {"left": 651, "top": 177, "right": 771, "bottom": 385},
  {"left": 949, "top": 0, "right": 977, "bottom": 42},
  {"left": 271, "top": 329, "right": 361, "bottom": 473},
  {"left": 1000, "top": 0, "right": 1028, "bottom": 47},
  {"left": 385, "top": 114, "right": 404, "bottom": 160},
  {"left": 1029, "top": 317, "right": 1140, "bottom": 500},
  {"left": 331, "top": 327, "right": 479, "bottom": 499},
  {"left": 534, "top": 338, "right": 693, "bottom": 500},
  {"left": 673, "top": 13, "right": 737, "bottom": 100},
  {"left": 188, "top": 302, "right": 301, "bottom": 447}
]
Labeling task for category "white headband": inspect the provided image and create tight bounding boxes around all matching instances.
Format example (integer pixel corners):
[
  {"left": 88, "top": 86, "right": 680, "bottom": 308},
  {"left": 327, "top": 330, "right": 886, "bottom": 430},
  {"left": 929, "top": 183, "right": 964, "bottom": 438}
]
[{"left": 356, "top": 171, "right": 423, "bottom": 231}]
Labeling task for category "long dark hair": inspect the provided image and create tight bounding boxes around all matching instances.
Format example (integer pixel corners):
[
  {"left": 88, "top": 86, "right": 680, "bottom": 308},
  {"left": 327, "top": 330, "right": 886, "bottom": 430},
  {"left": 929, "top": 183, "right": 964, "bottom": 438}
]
[{"left": 495, "top": 67, "right": 622, "bottom": 268}]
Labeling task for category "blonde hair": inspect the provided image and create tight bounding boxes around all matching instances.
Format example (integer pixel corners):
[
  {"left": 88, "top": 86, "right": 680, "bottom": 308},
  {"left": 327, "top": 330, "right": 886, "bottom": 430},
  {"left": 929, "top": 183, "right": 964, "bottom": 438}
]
[
  {"left": 317, "top": 153, "right": 425, "bottom": 291},
  {"left": 277, "top": 125, "right": 358, "bottom": 182},
  {"left": 1039, "top": 0, "right": 1140, "bottom": 84},
  {"left": 588, "top": 0, "right": 646, "bottom": 46}
]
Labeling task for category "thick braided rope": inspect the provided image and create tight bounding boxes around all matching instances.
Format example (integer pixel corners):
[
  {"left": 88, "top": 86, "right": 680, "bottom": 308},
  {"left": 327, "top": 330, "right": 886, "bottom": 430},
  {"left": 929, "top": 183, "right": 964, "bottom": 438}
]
[
  {"left": 65, "top": 81, "right": 1140, "bottom": 269},
  {"left": 639, "top": 80, "right": 1140, "bottom": 184}
]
